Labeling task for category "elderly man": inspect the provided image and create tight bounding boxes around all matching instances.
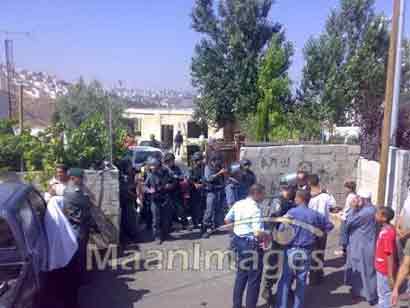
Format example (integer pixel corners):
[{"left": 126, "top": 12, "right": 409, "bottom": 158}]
[
  {"left": 345, "top": 191, "right": 378, "bottom": 305},
  {"left": 225, "top": 184, "right": 267, "bottom": 308}
]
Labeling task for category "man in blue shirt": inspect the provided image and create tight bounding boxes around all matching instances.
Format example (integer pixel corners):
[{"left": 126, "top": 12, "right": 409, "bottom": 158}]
[
  {"left": 276, "top": 189, "right": 334, "bottom": 308},
  {"left": 225, "top": 184, "right": 267, "bottom": 308}
]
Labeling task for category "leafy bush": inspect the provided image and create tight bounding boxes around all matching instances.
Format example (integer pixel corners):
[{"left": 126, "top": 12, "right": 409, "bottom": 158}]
[{"left": 0, "top": 117, "right": 127, "bottom": 173}]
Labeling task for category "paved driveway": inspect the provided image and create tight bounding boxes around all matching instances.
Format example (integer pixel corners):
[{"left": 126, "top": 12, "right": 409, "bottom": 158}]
[{"left": 79, "top": 227, "right": 381, "bottom": 308}]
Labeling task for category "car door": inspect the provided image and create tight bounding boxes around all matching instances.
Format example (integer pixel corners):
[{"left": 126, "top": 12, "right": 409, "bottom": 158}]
[
  {"left": 15, "top": 199, "right": 47, "bottom": 308},
  {"left": 0, "top": 215, "right": 36, "bottom": 308},
  {"left": 26, "top": 191, "right": 48, "bottom": 273}
]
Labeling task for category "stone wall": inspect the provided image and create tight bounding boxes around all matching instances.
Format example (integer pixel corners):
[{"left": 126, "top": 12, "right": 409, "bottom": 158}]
[
  {"left": 357, "top": 148, "right": 410, "bottom": 213},
  {"left": 356, "top": 158, "right": 380, "bottom": 204},
  {"left": 240, "top": 145, "right": 361, "bottom": 205},
  {"left": 0, "top": 169, "right": 120, "bottom": 244}
]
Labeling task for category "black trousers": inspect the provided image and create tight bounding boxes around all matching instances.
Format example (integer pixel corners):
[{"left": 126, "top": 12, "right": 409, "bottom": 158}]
[
  {"left": 190, "top": 189, "right": 204, "bottom": 226},
  {"left": 151, "top": 199, "right": 172, "bottom": 240},
  {"left": 309, "top": 234, "right": 327, "bottom": 285},
  {"left": 43, "top": 233, "right": 89, "bottom": 308}
]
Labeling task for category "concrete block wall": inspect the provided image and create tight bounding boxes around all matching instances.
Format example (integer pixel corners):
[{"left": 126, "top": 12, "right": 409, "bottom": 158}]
[
  {"left": 357, "top": 149, "right": 410, "bottom": 213},
  {"left": 240, "top": 145, "right": 360, "bottom": 206},
  {"left": 356, "top": 158, "right": 380, "bottom": 204}
]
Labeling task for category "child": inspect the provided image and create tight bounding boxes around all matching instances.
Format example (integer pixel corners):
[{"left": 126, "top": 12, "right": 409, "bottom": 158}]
[{"left": 375, "top": 206, "right": 398, "bottom": 308}]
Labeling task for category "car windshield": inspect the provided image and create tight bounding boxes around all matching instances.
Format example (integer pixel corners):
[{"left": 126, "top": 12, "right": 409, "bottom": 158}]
[
  {"left": 139, "top": 141, "right": 152, "bottom": 147},
  {"left": 134, "top": 151, "right": 162, "bottom": 164}
]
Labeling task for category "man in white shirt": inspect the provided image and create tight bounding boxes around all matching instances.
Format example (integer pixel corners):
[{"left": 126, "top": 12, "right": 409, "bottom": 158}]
[
  {"left": 397, "top": 192, "right": 410, "bottom": 259},
  {"left": 307, "top": 174, "right": 336, "bottom": 285},
  {"left": 225, "top": 184, "right": 267, "bottom": 308},
  {"left": 45, "top": 164, "right": 70, "bottom": 203}
]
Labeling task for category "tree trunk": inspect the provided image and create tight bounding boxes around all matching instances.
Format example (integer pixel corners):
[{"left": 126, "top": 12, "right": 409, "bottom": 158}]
[{"left": 223, "top": 120, "right": 238, "bottom": 142}]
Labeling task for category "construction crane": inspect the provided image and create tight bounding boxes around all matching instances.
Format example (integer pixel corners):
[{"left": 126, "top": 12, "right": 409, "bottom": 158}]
[{"left": 0, "top": 30, "right": 31, "bottom": 119}]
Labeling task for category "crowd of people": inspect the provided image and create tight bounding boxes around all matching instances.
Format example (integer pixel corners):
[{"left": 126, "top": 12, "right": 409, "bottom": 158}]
[
  {"left": 224, "top": 169, "right": 410, "bottom": 308},
  {"left": 40, "top": 149, "right": 410, "bottom": 308},
  {"left": 119, "top": 150, "right": 257, "bottom": 244}
]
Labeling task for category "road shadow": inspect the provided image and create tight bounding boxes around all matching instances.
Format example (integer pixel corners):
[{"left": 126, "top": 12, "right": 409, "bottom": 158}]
[
  {"left": 304, "top": 269, "right": 361, "bottom": 307},
  {"left": 80, "top": 266, "right": 150, "bottom": 308}
]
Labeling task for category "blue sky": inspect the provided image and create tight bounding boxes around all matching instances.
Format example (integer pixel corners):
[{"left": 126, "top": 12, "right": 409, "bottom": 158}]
[{"left": 0, "top": 0, "right": 397, "bottom": 90}]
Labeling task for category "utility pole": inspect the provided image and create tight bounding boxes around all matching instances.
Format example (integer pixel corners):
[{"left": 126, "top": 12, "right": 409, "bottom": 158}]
[
  {"left": 18, "top": 85, "right": 23, "bottom": 132},
  {"left": 5, "top": 39, "right": 16, "bottom": 119},
  {"left": 108, "top": 94, "right": 113, "bottom": 167},
  {"left": 19, "top": 85, "right": 24, "bottom": 172},
  {"left": 0, "top": 30, "right": 31, "bottom": 120},
  {"left": 377, "top": 0, "right": 401, "bottom": 206}
]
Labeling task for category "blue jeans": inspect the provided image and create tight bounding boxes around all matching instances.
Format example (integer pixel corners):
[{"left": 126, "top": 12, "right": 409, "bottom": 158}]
[
  {"left": 232, "top": 236, "right": 264, "bottom": 308},
  {"left": 339, "top": 220, "right": 348, "bottom": 248},
  {"left": 276, "top": 248, "right": 312, "bottom": 308},
  {"left": 377, "top": 272, "right": 392, "bottom": 308}
]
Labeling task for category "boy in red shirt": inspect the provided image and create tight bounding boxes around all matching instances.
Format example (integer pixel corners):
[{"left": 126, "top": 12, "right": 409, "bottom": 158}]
[{"left": 375, "top": 206, "right": 398, "bottom": 308}]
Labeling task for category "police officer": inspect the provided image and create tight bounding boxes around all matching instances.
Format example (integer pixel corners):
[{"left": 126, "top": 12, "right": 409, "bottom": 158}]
[
  {"left": 63, "top": 168, "right": 92, "bottom": 308},
  {"left": 163, "top": 152, "right": 188, "bottom": 227},
  {"left": 186, "top": 152, "right": 205, "bottom": 230},
  {"left": 118, "top": 159, "right": 138, "bottom": 241},
  {"left": 225, "top": 162, "right": 243, "bottom": 208},
  {"left": 225, "top": 184, "right": 267, "bottom": 308},
  {"left": 260, "top": 185, "right": 296, "bottom": 304},
  {"left": 144, "top": 157, "right": 174, "bottom": 244},
  {"left": 202, "top": 153, "right": 227, "bottom": 238},
  {"left": 239, "top": 159, "right": 257, "bottom": 200}
]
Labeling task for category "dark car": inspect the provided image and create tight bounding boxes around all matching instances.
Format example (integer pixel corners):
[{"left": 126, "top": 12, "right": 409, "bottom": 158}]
[
  {"left": 126, "top": 146, "right": 163, "bottom": 170},
  {"left": 0, "top": 183, "right": 48, "bottom": 308}
]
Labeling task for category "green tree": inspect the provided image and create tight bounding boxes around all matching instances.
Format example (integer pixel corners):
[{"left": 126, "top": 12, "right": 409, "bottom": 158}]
[
  {"left": 300, "top": 0, "right": 389, "bottom": 160},
  {"left": 255, "top": 34, "right": 294, "bottom": 141},
  {"left": 191, "top": 0, "right": 281, "bottom": 140},
  {"left": 54, "top": 79, "right": 126, "bottom": 130}
]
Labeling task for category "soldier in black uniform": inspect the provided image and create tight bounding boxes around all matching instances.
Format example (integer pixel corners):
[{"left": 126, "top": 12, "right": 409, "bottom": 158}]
[
  {"left": 163, "top": 152, "right": 188, "bottom": 227},
  {"left": 202, "top": 153, "right": 227, "bottom": 238},
  {"left": 144, "top": 157, "right": 175, "bottom": 244},
  {"left": 188, "top": 152, "right": 205, "bottom": 230},
  {"left": 239, "top": 159, "right": 257, "bottom": 200},
  {"left": 63, "top": 168, "right": 92, "bottom": 308}
]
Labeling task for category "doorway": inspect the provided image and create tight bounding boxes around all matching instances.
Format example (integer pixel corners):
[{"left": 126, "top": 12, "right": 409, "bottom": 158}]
[{"left": 161, "top": 125, "right": 174, "bottom": 150}]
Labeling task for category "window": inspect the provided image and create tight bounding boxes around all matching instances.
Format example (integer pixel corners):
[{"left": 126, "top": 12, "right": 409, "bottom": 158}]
[
  {"left": 127, "top": 118, "right": 142, "bottom": 136},
  {"left": 0, "top": 218, "right": 16, "bottom": 249}
]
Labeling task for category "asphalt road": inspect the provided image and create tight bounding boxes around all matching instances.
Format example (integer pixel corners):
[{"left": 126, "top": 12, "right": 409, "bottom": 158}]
[{"left": 79, "top": 226, "right": 384, "bottom": 308}]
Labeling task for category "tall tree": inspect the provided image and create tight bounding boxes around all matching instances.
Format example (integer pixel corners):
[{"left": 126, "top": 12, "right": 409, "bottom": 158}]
[
  {"left": 255, "top": 34, "right": 294, "bottom": 141},
  {"left": 191, "top": 0, "right": 280, "bottom": 140},
  {"left": 300, "top": 0, "right": 389, "bottom": 160},
  {"left": 54, "top": 79, "right": 125, "bottom": 130}
]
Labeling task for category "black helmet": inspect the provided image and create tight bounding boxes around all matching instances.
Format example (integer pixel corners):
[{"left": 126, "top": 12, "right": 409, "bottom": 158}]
[
  {"left": 229, "top": 162, "right": 241, "bottom": 175},
  {"left": 163, "top": 152, "right": 175, "bottom": 162},
  {"left": 240, "top": 159, "right": 252, "bottom": 167},
  {"left": 192, "top": 152, "right": 203, "bottom": 162},
  {"left": 147, "top": 156, "right": 161, "bottom": 167}
]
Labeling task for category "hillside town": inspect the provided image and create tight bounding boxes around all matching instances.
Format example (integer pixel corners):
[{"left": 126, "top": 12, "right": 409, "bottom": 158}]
[{"left": 1, "top": 1, "right": 410, "bottom": 308}]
